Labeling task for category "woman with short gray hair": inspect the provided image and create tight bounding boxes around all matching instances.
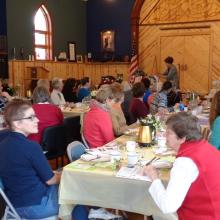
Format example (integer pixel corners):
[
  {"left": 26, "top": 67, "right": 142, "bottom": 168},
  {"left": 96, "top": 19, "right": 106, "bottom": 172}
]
[
  {"left": 28, "top": 86, "right": 63, "bottom": 144},
  {"left": 51, "top": 77, "right": 66, "bottom": 105},
  {"left": 142, "top": 112, "right": 220, "bottom": 220}
]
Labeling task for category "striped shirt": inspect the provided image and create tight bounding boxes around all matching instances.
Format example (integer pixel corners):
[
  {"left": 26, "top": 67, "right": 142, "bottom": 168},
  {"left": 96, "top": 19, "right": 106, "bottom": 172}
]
[{"left": 150, "top": 91, "right": 173, "bottom": 114}]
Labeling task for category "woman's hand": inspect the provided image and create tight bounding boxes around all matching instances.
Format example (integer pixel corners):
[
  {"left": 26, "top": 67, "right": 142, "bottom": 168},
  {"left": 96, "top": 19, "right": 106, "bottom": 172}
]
[{"left": 142, "top": 165, "right": 159, "bottom": 181}]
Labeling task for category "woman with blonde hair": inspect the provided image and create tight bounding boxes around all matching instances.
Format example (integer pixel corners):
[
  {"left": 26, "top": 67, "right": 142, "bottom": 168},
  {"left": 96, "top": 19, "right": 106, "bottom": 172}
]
[
  {"left": 109, "top": 82, "right": 128, "bottom": 136},
  {"left": 209, "top": 90, "right": 220, "bottom": 149}
]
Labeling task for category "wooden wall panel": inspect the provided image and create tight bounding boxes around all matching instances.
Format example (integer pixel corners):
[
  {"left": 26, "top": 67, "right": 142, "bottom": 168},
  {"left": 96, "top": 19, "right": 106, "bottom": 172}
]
[
  {"left": 8, "top": 61, "right": 129, "bottom": 96},
  {"left": 139, "top": 0, "right": 220, "bottom": 94},
  {"left": 140, "top": 0, "right": 220, "bottom": 25}
]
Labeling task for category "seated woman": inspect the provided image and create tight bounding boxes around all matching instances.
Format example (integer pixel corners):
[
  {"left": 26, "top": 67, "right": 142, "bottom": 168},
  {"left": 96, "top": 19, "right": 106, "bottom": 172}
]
[
  {"left": 83, "top": 85, "right": 114, "bottom": 148},
  {"left": 77, "top": 77, "right": 91, "bottom": 102},
  {"left": 0, "top": 99, "right": 88, "bottom": 219},
  {"left": 0, "top": 80, "right": 12, "bottom": 112},
  {"left": 37, "top": 79, "right": 50, "bottom": 91},
  {"left": 51, "top": 77, "right": 66, "bottom": 106},
  {"left": 63, "top": 78, "right": 78, "bottom": 103},
  {"left": 121, "top": 81, "right": 133, "bottom": 125},
  {"left": 141, "top": 77, "right": 151, "bottom": 105},
  {"left": 28, "top": 86, "right": 64, "bottom": 144},
  {"left": 129, "top": 82, "right": 149, "bottom": 123},
  {"left": 109, "top": 82, "right": 128, "bottom": 136},
  {"left": 150, "top": 80, "right": 173, "bottom": 115},
  {"left": 209, "top": 91, "right": 220, "bottom": 149},
  {"left": 142, "top": 112, "right": 220, "bottom": 220}
]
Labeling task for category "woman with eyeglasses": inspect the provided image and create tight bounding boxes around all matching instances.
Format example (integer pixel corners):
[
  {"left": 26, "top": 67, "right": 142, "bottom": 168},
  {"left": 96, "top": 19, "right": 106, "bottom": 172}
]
[{"left": 0, "top": 99, "right": 89, "bottom": 219}]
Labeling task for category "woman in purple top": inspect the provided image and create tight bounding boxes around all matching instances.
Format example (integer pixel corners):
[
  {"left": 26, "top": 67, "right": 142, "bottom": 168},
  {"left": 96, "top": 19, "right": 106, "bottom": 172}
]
[{"left": 129, "top": 82, "right": 149, "bottom": 123}]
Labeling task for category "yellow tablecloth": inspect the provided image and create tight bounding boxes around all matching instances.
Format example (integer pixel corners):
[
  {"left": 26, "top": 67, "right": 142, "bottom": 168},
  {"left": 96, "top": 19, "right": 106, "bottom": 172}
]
[{"left": 59, "top": 134, "right": 177, "bottom": 220}]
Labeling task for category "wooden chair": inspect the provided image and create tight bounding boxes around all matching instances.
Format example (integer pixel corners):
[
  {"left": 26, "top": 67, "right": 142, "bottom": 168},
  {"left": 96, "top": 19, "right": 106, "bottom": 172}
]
[{"left": 201, "top": 126, "right": 211, "bottom": 140}]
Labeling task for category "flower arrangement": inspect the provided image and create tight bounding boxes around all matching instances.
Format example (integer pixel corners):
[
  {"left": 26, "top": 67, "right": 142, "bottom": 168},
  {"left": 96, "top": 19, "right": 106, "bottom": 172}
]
[
  {"left": 91, "top": 90, "right": 98, "bottom": 98},
  {"left": 139, "top": 114, "right": 162, "bottom": 130}
]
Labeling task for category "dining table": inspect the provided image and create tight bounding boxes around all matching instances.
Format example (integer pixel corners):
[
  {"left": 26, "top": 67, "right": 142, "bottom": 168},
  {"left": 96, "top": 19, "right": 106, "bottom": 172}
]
[
  {"left": 58, "top": 127, "right": 177, "bottom": 220},
  {"left": 61, "top": 104, "right": 90, "bottom": 129}
]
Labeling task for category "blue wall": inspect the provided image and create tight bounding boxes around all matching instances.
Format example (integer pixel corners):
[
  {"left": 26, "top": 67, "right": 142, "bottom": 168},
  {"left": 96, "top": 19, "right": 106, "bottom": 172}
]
[{"left": 87, "top": 0, "right": 135, "bottom": 61}]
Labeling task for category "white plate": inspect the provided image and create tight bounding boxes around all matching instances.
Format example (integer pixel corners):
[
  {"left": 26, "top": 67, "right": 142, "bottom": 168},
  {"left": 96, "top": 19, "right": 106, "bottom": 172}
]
[
  {"left": 152, "top": 160, "right": 172, "bottom": 169},
  {"left": 80, "top": 154, "right": 110, "bottom": 162}
]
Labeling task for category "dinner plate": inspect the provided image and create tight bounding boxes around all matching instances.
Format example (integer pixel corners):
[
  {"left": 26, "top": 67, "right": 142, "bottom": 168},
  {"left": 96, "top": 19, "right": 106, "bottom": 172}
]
[
  {"left": 80, "top": 154, "right": 110, "bottom": 162},
  {"left": 152, "top": 160, "right": 172, "bottom": 169}
]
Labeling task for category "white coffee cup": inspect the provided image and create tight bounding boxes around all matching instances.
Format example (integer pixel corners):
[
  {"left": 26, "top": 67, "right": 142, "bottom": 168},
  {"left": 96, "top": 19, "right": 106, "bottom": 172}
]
[
  {"left": 157, "top": 137, "right": 166, "bottom": 148},
  {"left": 75, "top": 102, "right": 82, "bottom": 108},
  {"left": 127, "top": 152, "right": 138, "bottom": 167},
  {"left": 110, "top": 150, "right": 121, "bottom": 163},
  {"left": 126, "top": 141, "right": 136, "bottom": 152}
]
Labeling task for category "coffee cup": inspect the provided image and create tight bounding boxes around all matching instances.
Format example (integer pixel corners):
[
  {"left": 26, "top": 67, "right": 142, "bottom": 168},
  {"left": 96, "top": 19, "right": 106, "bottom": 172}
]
[
  {"left": 127, "top": 152, "right": 138, "bottom": 167},
  {"left": 75, "top": 102, "right": 82, "bottom": 108},
  {"left": 157, "top": 137, "right": 166, "bottom": 148},
  {"left": 110, "top": 150, "right": 121, "bottom": 163},
  {"left": 126, "top": 141, "right": 136, "bottom": 152}
]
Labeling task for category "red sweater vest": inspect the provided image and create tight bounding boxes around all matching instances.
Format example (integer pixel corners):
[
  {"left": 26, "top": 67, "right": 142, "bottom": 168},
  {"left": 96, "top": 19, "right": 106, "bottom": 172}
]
[{"left": 176, "top": 140, "right": 220, "bottom": 220}]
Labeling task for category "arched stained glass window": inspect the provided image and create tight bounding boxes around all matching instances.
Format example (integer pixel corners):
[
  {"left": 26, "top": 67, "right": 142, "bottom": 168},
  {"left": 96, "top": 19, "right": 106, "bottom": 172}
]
[{"left": 34, "top": 5, "right": 52, "bottom": 60}]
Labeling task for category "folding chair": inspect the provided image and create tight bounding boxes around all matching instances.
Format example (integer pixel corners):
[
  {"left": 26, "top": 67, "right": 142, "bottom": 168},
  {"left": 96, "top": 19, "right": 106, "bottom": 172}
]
[
  {"left": 67, "top": 141, "right": 86, "bottom": 162},
  {"left": 81, "top": 133, "right": 90, "bottom": 149},
  {"left": 0, "top": 178, "right": 57, "bottom": 220}
]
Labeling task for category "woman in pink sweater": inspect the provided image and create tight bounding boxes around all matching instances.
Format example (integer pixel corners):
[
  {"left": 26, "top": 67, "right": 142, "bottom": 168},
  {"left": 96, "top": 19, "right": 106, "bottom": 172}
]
[{"left": 83, "top": 85, "right": 114, "bottom": 148}]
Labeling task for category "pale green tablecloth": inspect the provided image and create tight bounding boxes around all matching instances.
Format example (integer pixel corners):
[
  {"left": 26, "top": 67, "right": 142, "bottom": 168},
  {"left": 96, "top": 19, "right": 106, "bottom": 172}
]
[{"left": 59, "top": 134, "right": 177, "bottom": 220}]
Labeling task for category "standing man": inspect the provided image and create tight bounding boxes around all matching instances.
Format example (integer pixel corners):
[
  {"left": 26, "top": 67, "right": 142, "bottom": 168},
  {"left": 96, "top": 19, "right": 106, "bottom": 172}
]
[{"left": 163, "top": 56, "right": 179, "bottom": 90}]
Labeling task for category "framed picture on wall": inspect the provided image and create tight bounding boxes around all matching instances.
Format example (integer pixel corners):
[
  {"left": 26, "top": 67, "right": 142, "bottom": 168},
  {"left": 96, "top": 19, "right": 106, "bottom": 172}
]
[
  {"left": 67, "top": 42, "right": 76, "bottom": 62},
  {"left": 101, "top": 30, "right": 115, "bottom": 52},
  {"left": 76, "top": 55, "right": 83, "bottom": 63}
]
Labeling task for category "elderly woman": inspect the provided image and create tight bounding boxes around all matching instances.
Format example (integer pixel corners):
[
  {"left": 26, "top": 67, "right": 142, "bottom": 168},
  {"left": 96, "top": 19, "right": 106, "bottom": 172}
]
[
  {"left": 109, "top": 82, "right": 128, "bottom": 136},
  {"left": 83, "top": 85, "right": 114, "bottom": 148},
  {"left": 150, "top": 80, "right": 173, "bottom": 115},
  {"left": 0, "top": 80, "right": 12, "bottom": 112},
  {"left": 28, "top": 86, "right": 64, "bottom": 144},
  {"left": 51, "top": 77, "right": 66, "bottom": 105},
  {"left": 0, "top": 99, "right": 88, "bottom": 219},
  {"left": 209, "top": 91, "right": 220, "bottom": 149},
  {"left": 121, "top": 81, "right": 133, "bottom": 125},
  {"left": 142, "top": 112, "right": 220, "bottom": 220},
  {"left": 37, "top": 79, "right": 50, "bottom": 91}
]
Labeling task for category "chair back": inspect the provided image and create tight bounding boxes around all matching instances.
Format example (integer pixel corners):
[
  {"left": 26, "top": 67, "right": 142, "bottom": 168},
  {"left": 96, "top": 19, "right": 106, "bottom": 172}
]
[
  {"left": 201, "top": 126, "right": 211, "bottom": 140},
  {"left": 67, "top": 141, "right": 86, "bottom": 162},
  {"left": 63, "top": 116, "right": 81, "bottom": 144},
  {"left": 81, "top": 133, "right": 90, "bottom": 149},
  {"left": 41, "top": 124, "right": 67, "bottom": 160}
]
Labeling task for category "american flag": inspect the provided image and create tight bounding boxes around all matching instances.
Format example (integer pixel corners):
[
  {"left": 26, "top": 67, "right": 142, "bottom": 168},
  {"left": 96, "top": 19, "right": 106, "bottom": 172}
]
[{"left": 129, "top": 35, "right": 138, "bottom": 82}]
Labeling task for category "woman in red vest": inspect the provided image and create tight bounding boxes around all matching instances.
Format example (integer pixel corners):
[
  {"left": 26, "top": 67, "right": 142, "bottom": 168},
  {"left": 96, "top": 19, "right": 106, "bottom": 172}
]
[{"left": 142, "top": 112, "right": 220, "bottom": 220}]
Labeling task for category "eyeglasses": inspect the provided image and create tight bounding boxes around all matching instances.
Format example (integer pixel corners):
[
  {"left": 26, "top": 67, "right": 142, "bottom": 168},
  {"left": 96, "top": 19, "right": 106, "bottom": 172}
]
[{"left": 14, "top": 115, "right": 37, "bottom": 121}]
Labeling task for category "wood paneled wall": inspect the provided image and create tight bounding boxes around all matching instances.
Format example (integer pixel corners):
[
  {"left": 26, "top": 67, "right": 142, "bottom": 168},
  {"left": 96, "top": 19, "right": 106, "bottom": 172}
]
[
  {"left": 138, "top": 0, "right": 220, "bottom": 94},
  {"left": 9, "top": 60, "right": 129, "bottom": 96}
]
